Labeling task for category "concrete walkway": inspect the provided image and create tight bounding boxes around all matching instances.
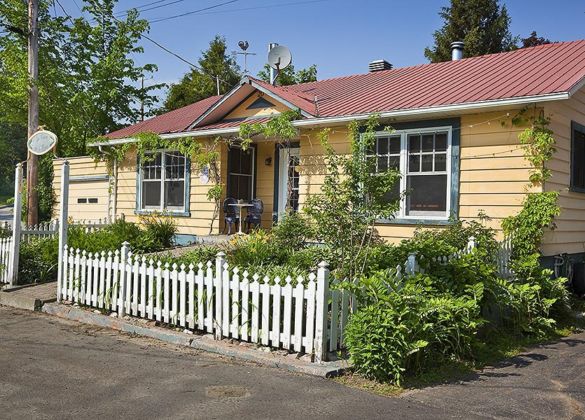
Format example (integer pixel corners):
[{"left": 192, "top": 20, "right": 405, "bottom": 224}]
[
  {"left": 1, "top": 305, "right": 585, "bottom": 419},
  {"left": 0, "top": 282, "right": 57, "bottom": 310}
]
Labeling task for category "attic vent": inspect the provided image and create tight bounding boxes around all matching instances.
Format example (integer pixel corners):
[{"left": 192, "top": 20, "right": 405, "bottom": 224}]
[
  {"left": 247, "top": 97, "right": 276, "bottom": 110},
  {"left": 369, "top": 59, "right": 393, "bottom": 72}
]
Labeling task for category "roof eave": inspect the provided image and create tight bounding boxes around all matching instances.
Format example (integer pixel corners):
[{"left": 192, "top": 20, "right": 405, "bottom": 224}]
[{"left": 89, "top": 92, "right": 570, "bottom": 147}]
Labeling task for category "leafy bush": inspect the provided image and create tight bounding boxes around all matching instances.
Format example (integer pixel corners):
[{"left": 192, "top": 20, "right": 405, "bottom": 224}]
[
  {"left": 136, "top": 213, "right": 177, "bottom": 252},
  {"left": 271, "top": 211, "right": 313, "bottom": 252},
  {"left": 18, "top": 237, "right": 59, "bottom": 283},
  {"left": 344, "top": 271, "right": 482, "bottom": 384}
]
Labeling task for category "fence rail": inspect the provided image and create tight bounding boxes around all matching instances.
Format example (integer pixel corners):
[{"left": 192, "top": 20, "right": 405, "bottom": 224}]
[{"left": 3, "top": 218, "right": 110, "bottom": 244}]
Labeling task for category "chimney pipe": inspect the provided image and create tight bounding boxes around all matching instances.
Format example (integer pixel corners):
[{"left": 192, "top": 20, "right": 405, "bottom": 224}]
[{"left": 451, "top": 41, "right": 464, "bottom": 61}]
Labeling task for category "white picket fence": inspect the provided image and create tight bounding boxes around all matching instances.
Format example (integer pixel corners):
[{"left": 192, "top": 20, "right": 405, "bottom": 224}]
[
  {"left": 0, "top": 237, "right": 14, "bottom": 284},
  {"left": 58, "top": 243, "right": 349, "bottom": 360},
  {"left": 2, "top": 218, "right": 110, "bottom": 244},
  {"left": 497, "top": 237, "right": 514, "bottom": 279}
]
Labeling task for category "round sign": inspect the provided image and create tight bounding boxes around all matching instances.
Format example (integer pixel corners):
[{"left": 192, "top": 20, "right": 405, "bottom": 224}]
[{"left": 27, "top": 130, "right": 58, "bottom": 156}]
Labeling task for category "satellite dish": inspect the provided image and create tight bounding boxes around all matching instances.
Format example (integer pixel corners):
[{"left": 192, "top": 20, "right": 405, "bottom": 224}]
[
  {"left": 268, "top": 45, "right": 292, "bottom": 70},
  {"left": 27, "top": 130, "right": 58, "bottom": 156}
]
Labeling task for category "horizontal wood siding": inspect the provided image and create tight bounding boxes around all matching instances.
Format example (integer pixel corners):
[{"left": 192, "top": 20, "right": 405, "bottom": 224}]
[
  {"left": 297, "top": 112, "right": 534, "bottom": 242},
  {"left": 53, "top": 157, "right": 110, "bottom": 221},
  {"left": 117, "top": 142, "right": 222, "bottom": 236},
  {"left": 542, "top": 88, "right": 585, "bottom": 256}
]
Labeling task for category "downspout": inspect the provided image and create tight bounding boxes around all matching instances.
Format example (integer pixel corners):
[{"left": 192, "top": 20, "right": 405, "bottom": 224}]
[{"left": 99, "top": 144, "right": 118, "bottom": 223}]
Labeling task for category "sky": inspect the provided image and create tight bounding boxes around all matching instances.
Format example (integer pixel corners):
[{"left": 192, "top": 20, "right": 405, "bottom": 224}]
[{"left": 58, "top": 0, "right": 585, "bottom": 103}]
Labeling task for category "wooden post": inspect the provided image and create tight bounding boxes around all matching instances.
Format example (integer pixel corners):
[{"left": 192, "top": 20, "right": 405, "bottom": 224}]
[
  {"left": 314, "top": 261, "right": 330, "bottom": 362},
  {"left": 118, "top": 241, "right": 130, "bottom": 317},
  {"left": 26, "top": 0, "right": 40, "bottom": 226},
  {"left": 406, "top": 252, "right": 418, "bottom": 276},
  {"left": 9, "top": 164, "right": 23, "bottom": 286},
  {"left": 56, "top": 161, "right": 69, "bottom": 301},
  {"left": 214, "top": 251, "right": 225, "bottom": 339}
]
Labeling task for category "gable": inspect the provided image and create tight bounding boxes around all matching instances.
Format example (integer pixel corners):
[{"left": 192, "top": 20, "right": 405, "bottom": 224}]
[{"left": 224, "top": 91, "right": 290, "bottom": 120}]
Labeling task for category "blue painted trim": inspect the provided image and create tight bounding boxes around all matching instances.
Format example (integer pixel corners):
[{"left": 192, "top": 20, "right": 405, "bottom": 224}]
[
  {"left": 377, "top": 218, "right": 455, "bottom": 226},
  {"left": 273, "top": 142, "right": 300, "bottom": 222},
  {"left": 135, "top": 154, "right": 141, "bottom": 212},
  {"left": 135, "top": 151, "right": 191, "bottom": 214},
  {"left": 570, "top": 120, "right": 585, "bottom": 193},
  {"left": 184, "top": 156, "right": 191, "bottom": 214},
  {"left": 370, "top": 117, "right": 461, "bottom": 224},
  {"left": 134, "top": 210, "right": 191, "bottom": 217}
]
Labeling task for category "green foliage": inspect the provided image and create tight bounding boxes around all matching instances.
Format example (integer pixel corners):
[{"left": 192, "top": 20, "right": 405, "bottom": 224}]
[
  {"left": 520, "top": 31, "right": 551, "bottom": 48},
  {"left": 271, "top": 212, "right": 314, "bottom": 253},
  {"left": 136, "top": 213, "right": 177, "bottom": 252},
  {"left": 517, "top": 112, "right": 556, "bottom": 185},
  {"left": 258, "top": 63, "right": 317, "bottom": 86},
  {"left": 502, "top": 192, "right": 560, "bottom": 259},
  {"left": 304, "top": 116, "right": 401, "bottom": 279},
  {"left": 239, "top": 109, "right": 301, "bottom": 149},
  {"left": 344, "top": 272, "right": 482, "bottom": 384},
  {"left": 0, "top": 0, "right": 161, "bottom": 157},
  {"left": 424, "top": 0, "right": 517, "bottom": 63},
  {"left": 19, "top": 237, "right": 59, "bottom": 283},
  {"left": 163, "top": 35, "right": 241, "bottom": 112}
]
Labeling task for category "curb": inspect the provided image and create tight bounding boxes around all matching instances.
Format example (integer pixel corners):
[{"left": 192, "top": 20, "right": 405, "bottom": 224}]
[
  {"left": 42, "top": 303, "right": 348, "bottom": 378},
  {"left": 0, "top": 287, "right": 56, "bottom": 311}
]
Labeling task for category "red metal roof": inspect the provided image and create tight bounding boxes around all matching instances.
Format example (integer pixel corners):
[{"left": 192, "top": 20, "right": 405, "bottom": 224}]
[
  {"left": 106, "top": 95, "right": 221, "bottom": 139},
  {"left": 107, "top": 40, "right": 585, "bottom": 139}
]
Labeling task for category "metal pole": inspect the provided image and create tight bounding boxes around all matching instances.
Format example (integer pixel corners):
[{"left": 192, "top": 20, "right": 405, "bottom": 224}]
[
  {"left": 268, "top": 43, "right": 278, "bottom": 85},
  {"left": 9, "top": 164, "right": 23, "bottom": 286},
  {"left": 26, "top": 0, "right": 40, "bottom": 226},
  {"left": 56, "top": 161, "right": 69, "bottom": 302}
]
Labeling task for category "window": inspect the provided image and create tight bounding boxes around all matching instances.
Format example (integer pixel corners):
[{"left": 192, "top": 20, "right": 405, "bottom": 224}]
[
  {"left": 140, "top": 151, "right": 187, "bottom": 211},
  {"left": 571, "top": 121, "right": 585, "bottom": 192},
  {"left": 369, "top": 127, "right": 452, "bottom": 220},
  {"left": 227, "top": 146, "right": 255, "bottom": 201},
  {"left": 77, "top": 198, "right": 98, "bottom": 204}
]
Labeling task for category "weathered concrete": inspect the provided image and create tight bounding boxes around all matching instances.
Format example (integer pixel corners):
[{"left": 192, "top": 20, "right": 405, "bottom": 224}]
[
  {"left": 42, "top": 302, "right": 348, "bottom": 378},
  {"left": 0, "top": 306, "right": 451, "bottom": 419},
  {"left": 0, "top": 281, "right": 56, "bottom": 310}
]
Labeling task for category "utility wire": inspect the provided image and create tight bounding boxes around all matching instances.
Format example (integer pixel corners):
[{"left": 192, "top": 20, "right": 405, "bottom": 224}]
[
  {"left": 149, "top": 0, "right": 238, "bottom": 23},
  {"left": 115, "top": 0, "right": 187, "bottom": 17},
  {"left": 150, "top": 0, "right": 327, "bottom": 23},
  {"left": 53, "top": 0, "right": 232, "bottom": 89}
]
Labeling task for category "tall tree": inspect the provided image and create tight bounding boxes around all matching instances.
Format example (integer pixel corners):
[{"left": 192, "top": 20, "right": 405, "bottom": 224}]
[
  {"left": 424, "top": 0, "right": 516, "bottom": 63},
  {"left": 163, "top": 35, "right": 241, "bottom": 112},
  {"left": 0, "top": 0, "right": 160, "bottom": 217},
  {"left": 521, "top": 31, "right": 551, "bottom": 48},
  {"left": 258, "top": 63, "right": 317, "bottom": 86}
]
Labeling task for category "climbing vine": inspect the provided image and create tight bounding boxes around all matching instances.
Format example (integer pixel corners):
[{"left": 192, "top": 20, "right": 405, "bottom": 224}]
[
  {"left": 502, "top": 107, "right": 560, "bottom": 259},
  {"left": 238, "top": 109, "right": 301, "bottom": 149}
]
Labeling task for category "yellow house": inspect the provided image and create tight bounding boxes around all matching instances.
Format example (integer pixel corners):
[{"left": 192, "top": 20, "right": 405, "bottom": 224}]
[{"left": 53, "top": 40, "right": 585, "bottom": 265}]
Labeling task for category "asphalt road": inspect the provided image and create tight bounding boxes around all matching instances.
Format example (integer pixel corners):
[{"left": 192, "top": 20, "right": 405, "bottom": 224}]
[{"left": 1, "top": 306, "right": 584, "bottom": 419}]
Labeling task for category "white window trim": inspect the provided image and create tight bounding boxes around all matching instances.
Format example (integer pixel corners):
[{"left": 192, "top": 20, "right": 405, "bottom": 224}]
[
  {"left": 140, "top": 149, "right": 187, "bottom": 213},
  {"left": 373, "top": 126, "right": 452, "bottom": 221}
]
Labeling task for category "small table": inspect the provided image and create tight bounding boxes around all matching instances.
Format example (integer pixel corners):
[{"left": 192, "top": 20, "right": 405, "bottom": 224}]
[{"left": 229, "top": 202, "right": 253, "bottom": 235}]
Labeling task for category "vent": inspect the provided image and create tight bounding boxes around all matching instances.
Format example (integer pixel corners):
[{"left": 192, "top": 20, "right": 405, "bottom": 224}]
[{"left": 369, "top": 59, "right": 393, "bottom": 72}]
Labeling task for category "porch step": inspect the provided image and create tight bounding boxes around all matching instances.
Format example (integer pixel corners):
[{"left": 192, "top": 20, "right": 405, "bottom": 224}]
[{"left": 0, "top": 282, "right": 57, "bottom": 311}]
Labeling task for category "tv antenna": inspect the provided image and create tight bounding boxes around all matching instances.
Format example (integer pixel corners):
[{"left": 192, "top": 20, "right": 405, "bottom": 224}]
[
  {"left": 234, "top": 40, "right": 256, "bottom": 74},
  {"left": 267, "top": 44, "right": 292, "bottom": 85}
]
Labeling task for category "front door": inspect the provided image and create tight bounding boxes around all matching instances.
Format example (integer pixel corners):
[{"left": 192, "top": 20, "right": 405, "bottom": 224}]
[{"left": 277, "top": 147, "right": 300, "bottom": 220}]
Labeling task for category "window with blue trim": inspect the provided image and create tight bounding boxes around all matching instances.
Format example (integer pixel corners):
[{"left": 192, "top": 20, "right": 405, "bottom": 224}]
[
  {"left": 368, "top": 127, "right": 452, "bottom": 220},
  {"left": 140, "top": 151, "right": 187, "bottom": 211}
]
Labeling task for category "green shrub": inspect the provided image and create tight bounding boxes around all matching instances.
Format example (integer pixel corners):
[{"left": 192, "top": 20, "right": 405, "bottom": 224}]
[
  {"left": 227, "top": 230, "right": 286, "bottom": 267},
  {"left": 271, "top": 211, "right": 314, "bottom": 252},
  {"left": 136, "top": 213, "right": 177, "bottom": 252},
  {"left": 344, "top": 271, "right": 482, "bottom": 384},
  {"left": 18, "top": 237, "right": 59, "bottom": 283}
]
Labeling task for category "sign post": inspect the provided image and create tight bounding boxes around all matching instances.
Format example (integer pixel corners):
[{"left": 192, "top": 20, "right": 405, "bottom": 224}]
[
  {"left": 56, "top": 160, "right": 69, "bottom": 302},
  {"left": 9, "top": 164, "right": 23, "bottom": 286}
]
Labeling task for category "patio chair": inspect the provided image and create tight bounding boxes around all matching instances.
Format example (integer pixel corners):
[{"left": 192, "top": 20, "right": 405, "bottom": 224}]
[
  {"left": 245, "top": 199, "right": 264, "bottom": 232},
  {"left": 223, "top": 197, "right": 239, "bottom": 235}
]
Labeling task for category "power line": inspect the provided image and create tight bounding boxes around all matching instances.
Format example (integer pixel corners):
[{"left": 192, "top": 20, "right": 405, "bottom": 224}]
[
  {"left": 53, "top": 0, "right": 232, "bottom": 89},
  {"left": 115, "top": 0, "right": 187, "bottom": 17},
  {"left": 149, "top": 0, "right": 238, "bottom": 24},
  {"left": 150, "top": 0, "right": 328, "bottom": 23}
]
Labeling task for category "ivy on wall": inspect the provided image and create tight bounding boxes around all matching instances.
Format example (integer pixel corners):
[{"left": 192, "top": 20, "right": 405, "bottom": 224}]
[{"left": 503, "top": 107, "right": 560, "bottom": 259}]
